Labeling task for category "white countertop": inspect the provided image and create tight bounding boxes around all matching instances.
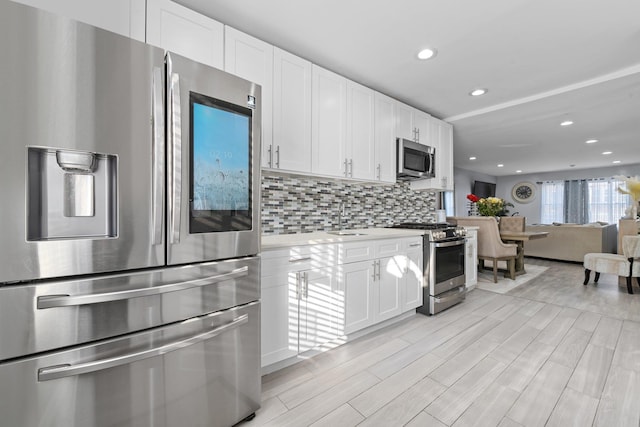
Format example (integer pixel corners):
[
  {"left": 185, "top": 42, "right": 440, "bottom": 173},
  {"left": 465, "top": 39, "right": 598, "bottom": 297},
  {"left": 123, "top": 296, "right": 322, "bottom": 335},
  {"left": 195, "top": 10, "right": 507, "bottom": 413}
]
[{"left": 261, "top": 228, "right": 425, "bottom": 250}]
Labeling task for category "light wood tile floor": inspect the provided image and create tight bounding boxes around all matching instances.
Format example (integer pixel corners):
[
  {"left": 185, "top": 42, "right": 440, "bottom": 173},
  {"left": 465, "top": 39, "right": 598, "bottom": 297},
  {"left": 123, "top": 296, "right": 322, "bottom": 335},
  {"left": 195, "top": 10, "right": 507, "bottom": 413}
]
[{"left": 248, "top": 258, "right": 640, "bottom": 426}]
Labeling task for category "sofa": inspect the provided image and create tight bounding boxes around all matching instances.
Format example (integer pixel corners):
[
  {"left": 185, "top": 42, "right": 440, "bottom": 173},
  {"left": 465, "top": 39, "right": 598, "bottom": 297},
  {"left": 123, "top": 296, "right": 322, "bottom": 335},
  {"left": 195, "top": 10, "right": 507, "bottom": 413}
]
[{"left": 524, "top": 223, "right": 618, "bottom": 262}]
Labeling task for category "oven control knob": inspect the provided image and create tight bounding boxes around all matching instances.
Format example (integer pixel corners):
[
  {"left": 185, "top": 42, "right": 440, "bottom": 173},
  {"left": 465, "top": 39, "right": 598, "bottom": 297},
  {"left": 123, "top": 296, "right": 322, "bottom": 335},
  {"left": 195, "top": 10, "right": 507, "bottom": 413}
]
[
  {"left": 455, "top": 228, "right": 467, "bottom": 237},
  {"left": 433, "top": 231, "right": 444, "bottom": 240}
]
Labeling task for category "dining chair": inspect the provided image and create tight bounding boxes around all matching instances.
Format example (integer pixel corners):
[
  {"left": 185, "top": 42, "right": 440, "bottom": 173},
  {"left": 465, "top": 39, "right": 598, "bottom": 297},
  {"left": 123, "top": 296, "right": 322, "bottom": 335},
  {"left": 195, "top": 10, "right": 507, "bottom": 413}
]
[
  {"left": 455, "top": 217, "right": 517, "bottom": 283},
  {"left": 498, "top": 216, "right": 525, "bottom": 233}
]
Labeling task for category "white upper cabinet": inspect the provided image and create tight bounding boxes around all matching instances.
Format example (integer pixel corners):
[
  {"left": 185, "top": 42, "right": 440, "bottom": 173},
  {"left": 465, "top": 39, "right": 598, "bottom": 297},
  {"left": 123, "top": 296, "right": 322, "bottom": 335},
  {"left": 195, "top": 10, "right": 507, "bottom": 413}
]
[
  {"left": 411, "top": 116, "right": 455, "bottom": 191},
  {"left": 374, "top": 92, "right": 397, "bottom": 183},
  {"left": 413, "top": 110, "right": 431, "bottom": 145},
  {"left": 437, "top": 120, "right": 454, "bottom": 191},
  {"left": 224, "top": 26, "right": 273, "bottom": 169},
  {"left": 395, "top": 100, "right": 431, "bottom": 144},
  {"left": 272, "top": 48, "right": 312, "bottom": 173},
  {"left": 395, "top": 101, "right": 415, "bottom": 141},
  {"left": 346, "top": 81, "right": 376, "bottom": 180},
  {"left": 12, "top": 0, "right": 146, "bottom": 41},
  {"left": 146, "top": 0, "right": 223, "bottom": 69},
  {"left": 312, "top": 68, "right": 378, "bottom": 181},
  {"left": 312, "top": 65, "right": 347, "bottom": 177}
]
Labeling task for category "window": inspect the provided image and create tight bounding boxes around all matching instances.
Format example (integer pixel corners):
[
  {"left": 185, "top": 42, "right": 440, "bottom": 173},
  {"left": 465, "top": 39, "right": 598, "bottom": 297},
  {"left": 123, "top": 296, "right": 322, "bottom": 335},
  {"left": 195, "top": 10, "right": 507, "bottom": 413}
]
[
  {"left": 540, "top": 181, "right": 564, "bottom": 224},
  {"left": 588, "top": 179, "right": 627, "bottom": 223},
  {"left": 540, "top": 178, "right": 627, "bottom": 224}
]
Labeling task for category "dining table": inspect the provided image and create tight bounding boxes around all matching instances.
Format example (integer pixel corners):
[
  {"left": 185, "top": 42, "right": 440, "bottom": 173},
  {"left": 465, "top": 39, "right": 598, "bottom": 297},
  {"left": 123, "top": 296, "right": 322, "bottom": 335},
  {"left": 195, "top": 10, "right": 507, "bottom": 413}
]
[{"left": 499, "top": 231, "right": 549, "bottom": 275}]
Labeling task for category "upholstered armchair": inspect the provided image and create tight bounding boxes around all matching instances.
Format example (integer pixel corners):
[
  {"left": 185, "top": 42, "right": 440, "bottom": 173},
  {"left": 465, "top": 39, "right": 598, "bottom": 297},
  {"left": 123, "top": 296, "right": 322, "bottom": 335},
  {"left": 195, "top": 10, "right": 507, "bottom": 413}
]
[
  {"left": 455, "top": 217, "right": 518, "bottom": 283},
  {"left": 583, "top": 235, "right": 640, "bottom": 294}
]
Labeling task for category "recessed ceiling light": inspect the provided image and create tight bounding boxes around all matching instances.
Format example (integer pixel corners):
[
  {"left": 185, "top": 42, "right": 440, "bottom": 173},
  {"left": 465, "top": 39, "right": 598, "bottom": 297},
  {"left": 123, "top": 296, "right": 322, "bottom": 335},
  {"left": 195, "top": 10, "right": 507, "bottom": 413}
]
[
  {"left": 613, "top": 160, "right": 621, "bottom": 164},
  {"left": 469, "top": 156, "right": 477, "bottom": 160},
  {"left": 602, "top": 151, "right": 612, "bottom": 155},
  {"left": 516, "top": 170, "right": 522, "bottom": 173},
  {"left": 469, "top": 88, "right": 487, "bottom": 97},
  {"left": 585, "top": 139, "right": 598, "bottom": 144},
  {"left": 497, "top": 164, "right": 504, "bottom": 168},
  {"left": 417, "top": 48, "right": 437, "bottom": 60},
  {"left": 560, "top": 120, "right": 574, "bottom": 126}
]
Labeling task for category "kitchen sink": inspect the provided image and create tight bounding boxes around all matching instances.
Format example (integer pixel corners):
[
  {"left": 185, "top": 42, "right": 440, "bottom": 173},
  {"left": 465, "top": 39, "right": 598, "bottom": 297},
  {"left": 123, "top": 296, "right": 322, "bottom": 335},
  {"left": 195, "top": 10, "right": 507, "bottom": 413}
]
[{"left": 326, "top": 231, "right": 367, "bottom": 236}]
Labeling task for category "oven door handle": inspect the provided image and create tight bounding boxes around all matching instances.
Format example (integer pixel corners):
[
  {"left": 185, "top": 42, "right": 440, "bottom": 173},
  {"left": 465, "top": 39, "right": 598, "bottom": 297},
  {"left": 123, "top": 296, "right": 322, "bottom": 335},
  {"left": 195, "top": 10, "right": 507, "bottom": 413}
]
[
  {"left": 36, "top": 267, "right": 249, "bottom": 309},
  {"left": 432, "top": 239, "right": 465, "bottom": 248},
  {"left": 37, "top": 313, "right": 249, "bottom": 382}
]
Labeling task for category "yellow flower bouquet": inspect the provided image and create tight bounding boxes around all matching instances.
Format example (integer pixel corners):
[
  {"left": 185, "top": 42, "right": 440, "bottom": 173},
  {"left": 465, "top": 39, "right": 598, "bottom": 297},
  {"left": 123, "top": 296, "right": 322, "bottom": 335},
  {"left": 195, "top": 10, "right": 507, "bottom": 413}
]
[
  {"left": 616, "top": 175, "right": 640, "bottom": 218},
  {"left": 477, "top": 197, "right": 508, "bottom": 217}
]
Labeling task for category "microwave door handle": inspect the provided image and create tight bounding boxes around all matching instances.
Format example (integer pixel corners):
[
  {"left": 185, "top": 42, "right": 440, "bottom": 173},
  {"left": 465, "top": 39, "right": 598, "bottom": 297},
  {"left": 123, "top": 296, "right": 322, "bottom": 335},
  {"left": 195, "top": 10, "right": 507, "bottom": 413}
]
[
  {"left": 37, "top": 313, "right": 249, "bottom": 381},
  {"left": 151, "top": 67, "right": 165, "bottom": 245},
  {"left": 168, "top": 71, "right": 182, "bottom": 244},
  {"left": 37, "top": 266, "right": 249, "bottom": 309},
  {"left": 429, "top": 152, "right": 435, "bottom": 176}
]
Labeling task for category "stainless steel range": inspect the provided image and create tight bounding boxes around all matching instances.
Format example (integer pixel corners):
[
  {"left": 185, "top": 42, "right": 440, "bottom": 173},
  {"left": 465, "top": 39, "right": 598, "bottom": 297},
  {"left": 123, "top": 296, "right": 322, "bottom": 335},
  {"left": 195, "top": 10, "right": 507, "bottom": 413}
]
[{"left": 389, "top": 223, "right": 467, "bottom": 314}]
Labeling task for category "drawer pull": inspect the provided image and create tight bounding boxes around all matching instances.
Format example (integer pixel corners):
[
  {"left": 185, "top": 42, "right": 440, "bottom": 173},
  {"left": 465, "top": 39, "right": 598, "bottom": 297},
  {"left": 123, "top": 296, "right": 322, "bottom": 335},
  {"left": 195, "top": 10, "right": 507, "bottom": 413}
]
[{"left": 289, "top": 257, "right": 311, "bottom": 263}]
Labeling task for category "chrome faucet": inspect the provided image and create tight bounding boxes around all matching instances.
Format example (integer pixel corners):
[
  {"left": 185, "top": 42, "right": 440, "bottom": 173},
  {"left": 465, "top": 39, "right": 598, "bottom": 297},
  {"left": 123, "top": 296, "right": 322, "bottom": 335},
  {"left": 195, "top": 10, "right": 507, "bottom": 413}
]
[{"left": 337, "top": 201, "right": 346, "bottom": 231}]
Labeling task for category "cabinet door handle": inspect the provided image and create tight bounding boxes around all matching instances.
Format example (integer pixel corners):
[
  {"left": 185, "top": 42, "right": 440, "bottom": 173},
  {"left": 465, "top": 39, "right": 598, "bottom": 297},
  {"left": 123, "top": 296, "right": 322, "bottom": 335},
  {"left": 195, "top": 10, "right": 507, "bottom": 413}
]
[
  {"left": 275, "top": 145, "right": 280, "bottom": 169},
  {"left": 348, "top": 159, "right": 353, "bottom": 177},
  {"left": 267, "top": 145, "right": 273, "bottom": 168},
  {"left": 304, "top": 272, "right": 309, "bottom": 299},
  {"left": 376, "top": 260, "right": 381, "bottom": 280},
  {"left": 409, "top": 243, "right": 422, "bottom": 247},
  {"left": 377, "top": 164, "right": 381, "bottom": 180},
  {"left": 371, "top": 261, "right": 377, "bottom": 281},
  {"left": 296, "top": 272, "right": 302, "bottom": 300},
  {"left": 343, "top": 159, "right": 348, "bottom": 177}
]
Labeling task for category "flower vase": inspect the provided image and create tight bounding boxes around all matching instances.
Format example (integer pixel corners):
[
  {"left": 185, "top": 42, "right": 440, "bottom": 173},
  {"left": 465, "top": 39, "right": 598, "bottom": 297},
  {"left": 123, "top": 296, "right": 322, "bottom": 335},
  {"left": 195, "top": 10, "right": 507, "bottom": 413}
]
[{"left": 469, "top": 202, "right": 479, "bottom": 216}]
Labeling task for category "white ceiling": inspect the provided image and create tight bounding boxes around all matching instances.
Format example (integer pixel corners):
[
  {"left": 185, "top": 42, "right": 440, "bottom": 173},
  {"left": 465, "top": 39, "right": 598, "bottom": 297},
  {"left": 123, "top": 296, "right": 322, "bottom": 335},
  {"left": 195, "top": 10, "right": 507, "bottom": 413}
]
[{"left": 175, "top": 0, "right": 640, "bottom": 177}]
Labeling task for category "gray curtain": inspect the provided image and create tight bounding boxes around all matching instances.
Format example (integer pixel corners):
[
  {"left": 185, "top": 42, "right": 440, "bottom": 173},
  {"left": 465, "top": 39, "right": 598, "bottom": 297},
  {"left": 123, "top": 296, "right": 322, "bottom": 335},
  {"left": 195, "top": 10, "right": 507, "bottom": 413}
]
[{"left": 564, "top": 179, "right": 589, "bottom": 224}]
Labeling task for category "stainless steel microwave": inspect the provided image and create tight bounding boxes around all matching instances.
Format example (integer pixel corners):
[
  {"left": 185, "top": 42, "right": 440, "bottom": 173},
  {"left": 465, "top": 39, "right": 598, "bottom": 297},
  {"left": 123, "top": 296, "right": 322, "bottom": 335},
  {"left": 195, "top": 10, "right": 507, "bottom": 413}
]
[{"left": 396, "top": 138, "right": 435, "bottom": 180}]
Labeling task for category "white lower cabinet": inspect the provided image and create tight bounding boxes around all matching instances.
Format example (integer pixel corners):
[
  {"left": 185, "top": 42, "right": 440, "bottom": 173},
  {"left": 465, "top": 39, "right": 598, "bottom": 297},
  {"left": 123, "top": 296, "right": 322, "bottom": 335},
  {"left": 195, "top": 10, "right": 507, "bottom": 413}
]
[
  {"left": 261, "top": 235, "right": 423, "bottom": 367},
  {"left": 298, "top": 266, "right": 341, "bottom": 353},
  {"left": 341, "top": 260, "right": 375, "bottom": 335},
  {"left": 339, "top": 237, "right": 422, "bottom": 336},
  {"left": 465, "top": 229, "right": 478, "bottom": 289},
  {"left": 261, "top": 244, "right": 339, "bottom": 367},
  {"left": 403, "top": 244, "right": 424, "bottom": 311}
]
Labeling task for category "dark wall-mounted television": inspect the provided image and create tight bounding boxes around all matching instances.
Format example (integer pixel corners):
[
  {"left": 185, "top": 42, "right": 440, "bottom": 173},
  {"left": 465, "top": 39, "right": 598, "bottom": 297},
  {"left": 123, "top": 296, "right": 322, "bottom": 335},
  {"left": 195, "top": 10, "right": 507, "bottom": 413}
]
[{"left": 473, "top": 180, "right": 496, "bottom": 199}]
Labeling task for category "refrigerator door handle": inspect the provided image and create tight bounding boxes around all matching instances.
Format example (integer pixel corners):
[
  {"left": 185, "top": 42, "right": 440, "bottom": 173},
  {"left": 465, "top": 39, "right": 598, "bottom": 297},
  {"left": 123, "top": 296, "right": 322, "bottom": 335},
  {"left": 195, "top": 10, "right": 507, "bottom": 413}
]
[
  {"left": 151, "top": 66, "right": 165, "bottom": 245},
  {"left": 37, "top": 313, "right": 249, "bottom": 382},
  {"left": 37, "top": 266, "right": 249, "bottom": 309},
  {"left": 168, "top": 70, "right": 182, "bottom": 244}
]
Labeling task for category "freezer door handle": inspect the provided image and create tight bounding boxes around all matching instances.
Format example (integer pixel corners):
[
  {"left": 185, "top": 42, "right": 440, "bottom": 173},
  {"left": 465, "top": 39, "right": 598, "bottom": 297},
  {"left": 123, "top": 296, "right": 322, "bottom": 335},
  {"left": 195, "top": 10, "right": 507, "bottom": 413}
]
[
  {"left": 168, "top": 67, "right": 182, "bottom": 244},
  {"left": 37, "top": 266, "right": 249, "bottom": 309},
  {"left": 37, "top": 313, "right": 249, "bottom": 381},
  {"left": 151, "top": 66, "right": 165, "bottom": 245}
]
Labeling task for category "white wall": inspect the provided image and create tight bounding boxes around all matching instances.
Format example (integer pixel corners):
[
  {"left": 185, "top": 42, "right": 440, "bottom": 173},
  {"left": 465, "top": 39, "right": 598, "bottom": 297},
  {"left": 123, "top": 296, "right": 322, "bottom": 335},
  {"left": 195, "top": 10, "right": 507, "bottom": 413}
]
[
  {"left": 453, "top": 167, "right": 497, "bottom": 216},
  {"left": 495, "top": 164, "right": 640, "bottom": 224}
]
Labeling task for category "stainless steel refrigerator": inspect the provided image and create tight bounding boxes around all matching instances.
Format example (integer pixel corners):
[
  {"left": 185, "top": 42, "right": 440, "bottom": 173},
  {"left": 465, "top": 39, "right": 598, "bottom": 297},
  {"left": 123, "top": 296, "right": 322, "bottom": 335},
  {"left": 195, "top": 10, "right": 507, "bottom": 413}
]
[{"left": 0, "top": 2, "right": 262, "bottom": 426}]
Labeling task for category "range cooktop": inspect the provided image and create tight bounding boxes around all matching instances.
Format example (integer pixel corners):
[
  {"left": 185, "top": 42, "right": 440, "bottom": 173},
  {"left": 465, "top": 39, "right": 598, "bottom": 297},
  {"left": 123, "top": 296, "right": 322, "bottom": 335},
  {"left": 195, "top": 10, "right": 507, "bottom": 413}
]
[{"left": 387, "top": 222, "right": 451, "bottom": 230}]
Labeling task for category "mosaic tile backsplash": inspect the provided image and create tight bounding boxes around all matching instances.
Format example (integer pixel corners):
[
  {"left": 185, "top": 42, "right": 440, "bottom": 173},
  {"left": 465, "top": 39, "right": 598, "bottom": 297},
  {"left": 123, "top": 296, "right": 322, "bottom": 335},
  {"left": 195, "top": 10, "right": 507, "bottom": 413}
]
[{"left": 261, "top": 171, "right": 439, "bottom": 234}]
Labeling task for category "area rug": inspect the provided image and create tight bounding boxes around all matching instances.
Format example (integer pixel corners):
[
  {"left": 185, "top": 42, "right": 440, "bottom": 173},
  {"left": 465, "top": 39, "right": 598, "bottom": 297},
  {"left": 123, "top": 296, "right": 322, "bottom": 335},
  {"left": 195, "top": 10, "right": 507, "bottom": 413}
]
[{"left": 476, "top": 264, "right": 549, "bottom": 294}]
